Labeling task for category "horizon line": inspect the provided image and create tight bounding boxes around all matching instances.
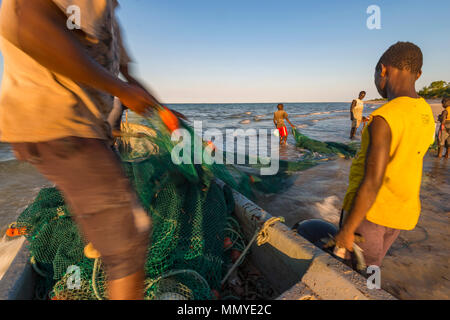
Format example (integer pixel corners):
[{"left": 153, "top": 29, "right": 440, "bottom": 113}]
[{"left": 161, "top": 100, "right": 382, "bottom": 105}]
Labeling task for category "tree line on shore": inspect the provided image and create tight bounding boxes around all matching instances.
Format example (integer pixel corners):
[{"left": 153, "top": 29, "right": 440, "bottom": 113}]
[
  {"left": 368, "top": 80, "right": 449, "bottom": 102},
  {"left": 418, "top": 80, "right": 449, "bottom": 99}
]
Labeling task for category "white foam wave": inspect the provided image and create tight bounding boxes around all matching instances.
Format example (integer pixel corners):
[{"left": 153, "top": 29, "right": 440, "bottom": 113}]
[{"left": 314, "top": 195, "right": 341, "bottom": 225}]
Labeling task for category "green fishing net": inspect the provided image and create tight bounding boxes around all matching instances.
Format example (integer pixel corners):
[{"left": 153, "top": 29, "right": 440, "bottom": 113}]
[
  {"left": 292, "top": 128, "right": 358, "bottom": 158},
  {"left": 14, "top": 117, "right": 325, "bottom": 300}
]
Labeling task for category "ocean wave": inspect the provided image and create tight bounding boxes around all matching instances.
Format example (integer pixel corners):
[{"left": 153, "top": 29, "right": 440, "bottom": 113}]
[
  {"left": 291, "top": 109, "right": 348, "bottom": 118},
  {"left": 0, "top": 143, "right": 14, "bottom": 163},
  {"left": 0, "top": 158, "right": 21, "bottom": 169}
]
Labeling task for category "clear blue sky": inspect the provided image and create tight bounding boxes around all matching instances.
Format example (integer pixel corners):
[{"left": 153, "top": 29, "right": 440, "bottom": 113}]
[{"left": 0, "top": 0, "right": 449, "bottom": 102}]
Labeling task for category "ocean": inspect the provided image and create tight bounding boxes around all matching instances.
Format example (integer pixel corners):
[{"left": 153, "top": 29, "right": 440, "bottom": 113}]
[
  {"left": 0, "top": 101, "right": 377, "bottom": 224},
  {"left": 0, "top": 102, "right": 448, "bottom": 298}
]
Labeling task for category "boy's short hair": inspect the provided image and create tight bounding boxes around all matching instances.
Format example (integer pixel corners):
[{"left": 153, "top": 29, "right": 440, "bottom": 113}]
[
  {"left": 376, "top": 42, "right": 423, "bottom": 74},
  {"left": 277, "top": 103, "right": 284, "bottom": 109},
  {"left": 442, "top": 97, "right": 450, "bottom": 107},
  {"left": 360, "top": 91, "right": 366, "bottom": 95}
]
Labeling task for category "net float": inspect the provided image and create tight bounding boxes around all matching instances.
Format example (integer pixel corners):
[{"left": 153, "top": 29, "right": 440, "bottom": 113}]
[
  {"left": 6, "top": 227, "right": 27, "bottom": 238},
  {"left": 224, "top": 237, "right": 232, "bottom": 249},
  {"left": 158, "top": 106, "right": 180, "bottom": 133}
]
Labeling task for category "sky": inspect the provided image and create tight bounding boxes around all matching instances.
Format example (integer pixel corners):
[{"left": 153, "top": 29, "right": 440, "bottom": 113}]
[{"left": 0, "top": 0, "right": 449, "bottom": 103}]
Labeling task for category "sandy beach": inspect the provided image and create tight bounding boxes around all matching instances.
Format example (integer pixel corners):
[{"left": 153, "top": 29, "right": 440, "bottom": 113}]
[
  {"left": 0, "top": 101, "right": 447, "bottom": 299},
  {"left": 254, "top": 98, "right": 449, "bottom": 300}
]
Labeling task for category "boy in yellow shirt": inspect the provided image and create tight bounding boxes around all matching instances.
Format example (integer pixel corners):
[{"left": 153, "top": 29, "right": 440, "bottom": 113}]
[{"left": 334, "top": 42, "right": 435, "bottom": 268}]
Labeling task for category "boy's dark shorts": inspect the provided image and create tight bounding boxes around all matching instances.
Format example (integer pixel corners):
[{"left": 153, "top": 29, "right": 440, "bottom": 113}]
[
  {"left": 11, "top": 137, "right": 151, "bottom": 281},
  {"left": 340, "top": 210, "right": 400, "bottom": 267}
]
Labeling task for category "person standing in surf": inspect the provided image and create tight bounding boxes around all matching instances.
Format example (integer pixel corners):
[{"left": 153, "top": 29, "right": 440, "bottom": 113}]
[
  {"left": 0, "top": 0, "right": 159, "bottom": 299},
  {"left": 437, "top": 97, "right": 450, "bottom": 159},
  {"left": 349, "top": 91, "right": 366, "bottom": 139},
  {"left": 334, "top": 42, "right": 435, "bottom": 269},
  {"left": 273, "top": 103, "right": 295, "bottom": 146}
]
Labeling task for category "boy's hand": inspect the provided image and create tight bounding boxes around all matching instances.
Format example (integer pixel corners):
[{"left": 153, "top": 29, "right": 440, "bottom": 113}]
[
  {"left": 117, "top": 83, "right": 160, "bottom": 117},
  {"left": 334, "top": 229, "right": 355, "bottom": 252}
]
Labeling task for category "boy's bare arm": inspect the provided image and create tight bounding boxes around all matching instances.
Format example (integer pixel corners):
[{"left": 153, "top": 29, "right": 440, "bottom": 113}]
[
  {"left": 6, "top": 0, "right": 159, "bottom": 115},
  {"left": 335, "top": 116, "right": 391, "bottom": 251}
]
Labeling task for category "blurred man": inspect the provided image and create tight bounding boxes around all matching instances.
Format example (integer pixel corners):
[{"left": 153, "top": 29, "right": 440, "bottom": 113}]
[
  {"left": 437, "top": 97, "right": 450, "bottom": 159},
  {"left": 0, "top": 0, "right": 158, "bottom": 299},
  {"left": 349, "top": 91, "right": 366, "bottom": 139},
  {"left": 273, "top": 103, "right": 295, "bottom": 146},
  {"left": 336, "top": 42, "right": 435, "bottom": 269}
]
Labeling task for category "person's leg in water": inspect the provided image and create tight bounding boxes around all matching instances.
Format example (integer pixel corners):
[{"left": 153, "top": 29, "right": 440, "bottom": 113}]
[
  {"left": 445, "top": 123, "right": 450, "bottom": 159},
  {"left": 350, "top": 127, "right": 356, "bottom": 140},
  {"left": 437, "top": 123, "right": 445, "bottom": 158},
  {"left": 350, "top": 119, "right": 361, "bottom": 139},
  {"left": 12, "top": 137, "right": 152, "bottom": 300},
  {"left": 350, "top": 119, "right": 357, "bottom": 139}
]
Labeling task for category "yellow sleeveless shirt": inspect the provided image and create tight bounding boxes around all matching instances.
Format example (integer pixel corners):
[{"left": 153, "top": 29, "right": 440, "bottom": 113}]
[{"left": 342, "top": 97, "right": 435, "bottom": 230}]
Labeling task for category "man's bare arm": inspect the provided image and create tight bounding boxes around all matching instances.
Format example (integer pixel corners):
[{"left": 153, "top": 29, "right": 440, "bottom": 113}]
[
  {"left": 350, "top": 100, "right": 356, "bottom": 120},
  {"left": 335, "top": 116, "right": 392, "bottom": 250},
  {"left": 6, "top": 0, "right": 158, "bottom": 115},
  {"left": 441, "top": 110, "right": 448, "bottom": 125},
  {"left": 286, "top": 117, "right": 295, "bottom": 128}
]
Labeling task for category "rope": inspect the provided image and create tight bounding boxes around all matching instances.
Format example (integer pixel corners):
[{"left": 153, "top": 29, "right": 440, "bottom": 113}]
[
  {"left": 92, "top": 258, "right": 103, "bottom": 300},
  {"left": 91, "top": 261, "right": 212, "bottom": 300},
  {"left": 30, "top": 256, "right": 48, "bottom": 278},
  {"left": 221, "top": 216, "right": 285, "bottom": 286},
  {"left": 144, "top": 269, "right": 210, "bottom": 300},
  {"left": 226, "top": 217, "right": 241, "bottom": 229},
  {"left": 256, "top": 217, "right": 285, "bottom": 246}
]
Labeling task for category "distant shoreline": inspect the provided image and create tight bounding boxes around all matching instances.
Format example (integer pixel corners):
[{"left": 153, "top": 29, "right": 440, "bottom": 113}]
[
  {"left": 365, "top": 99, "right": 443, "bottom": 121},
  {"left": 365, "top": 98, "right": 443, "bottom": 105},
  {"left": 163, "top": 99, "right": 444, "bottom": 105}
]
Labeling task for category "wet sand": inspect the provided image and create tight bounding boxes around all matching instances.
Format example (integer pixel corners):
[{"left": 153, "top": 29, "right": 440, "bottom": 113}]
[
  {"left": 255, "top": 152, "right": 450, "bottom": 300},
  {"left": 0, "top": 100, "right": 447, "bottom": 297}
]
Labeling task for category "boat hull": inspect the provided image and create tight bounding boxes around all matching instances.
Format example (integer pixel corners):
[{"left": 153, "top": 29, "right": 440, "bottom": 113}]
[{"left": 0, "top": 183, "right": 395, "bottom": 300}]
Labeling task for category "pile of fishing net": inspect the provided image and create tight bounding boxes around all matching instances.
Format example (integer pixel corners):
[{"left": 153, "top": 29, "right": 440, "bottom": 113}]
[
  {"left": 12, "top": 113, "right": 322, "bottom": 300},
  {"left": 292, "top": 128, "right": 358, "bottom": 158}
]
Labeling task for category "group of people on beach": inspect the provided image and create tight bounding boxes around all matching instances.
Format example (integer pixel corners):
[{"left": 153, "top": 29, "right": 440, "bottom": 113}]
[
  {"left": 0, "top": 0, "right": 445, "bottom": 299},
  {"left": 272, "top": 90, "right": 370, "bottom": 145},
  {"left": 275, "top": 91, "right": 450, "bottom": 161}
]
